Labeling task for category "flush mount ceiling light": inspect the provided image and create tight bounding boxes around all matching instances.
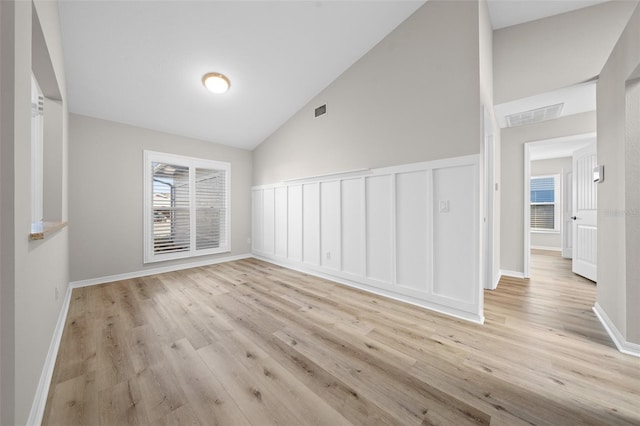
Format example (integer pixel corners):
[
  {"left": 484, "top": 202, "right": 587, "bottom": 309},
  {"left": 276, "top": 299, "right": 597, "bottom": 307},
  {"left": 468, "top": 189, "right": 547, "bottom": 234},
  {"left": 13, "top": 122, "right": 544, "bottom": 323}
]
[{"left": 202, "top": 72, "right": 230, "bottom": 94}]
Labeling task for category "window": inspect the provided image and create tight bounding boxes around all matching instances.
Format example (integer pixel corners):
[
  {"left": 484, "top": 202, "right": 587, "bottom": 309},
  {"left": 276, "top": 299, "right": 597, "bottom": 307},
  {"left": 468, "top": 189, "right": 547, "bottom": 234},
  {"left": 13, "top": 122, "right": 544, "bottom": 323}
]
[
  {"left": 144, "top": 151, "right": 230, "bottom": 263},
  {"left": 530, "top": 175, "right": 560, "bottom": 231},
  {"left": 31, "top": 74, "right": 44, "bottom": 224}
]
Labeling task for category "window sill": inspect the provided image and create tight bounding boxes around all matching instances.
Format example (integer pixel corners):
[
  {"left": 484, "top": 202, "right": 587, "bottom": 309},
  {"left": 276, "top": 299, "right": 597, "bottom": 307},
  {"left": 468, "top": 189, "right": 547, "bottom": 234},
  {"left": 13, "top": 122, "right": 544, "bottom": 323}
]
[
  {"left": 30, "top": 221, "right": 67, "bottom": 241},
  {"left": 531, "top": 229, "right": 559, "bottom": 234}
]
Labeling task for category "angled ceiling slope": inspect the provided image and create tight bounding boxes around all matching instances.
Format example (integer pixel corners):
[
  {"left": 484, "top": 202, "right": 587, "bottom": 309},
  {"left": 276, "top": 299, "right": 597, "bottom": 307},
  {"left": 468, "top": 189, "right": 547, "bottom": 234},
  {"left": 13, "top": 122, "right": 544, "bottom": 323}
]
[
  {"left": 59, "top": 1, "right": 613, "bottom": 150},
  {"left": 58, "top": 1, "right": 425, "bottom": 150}
]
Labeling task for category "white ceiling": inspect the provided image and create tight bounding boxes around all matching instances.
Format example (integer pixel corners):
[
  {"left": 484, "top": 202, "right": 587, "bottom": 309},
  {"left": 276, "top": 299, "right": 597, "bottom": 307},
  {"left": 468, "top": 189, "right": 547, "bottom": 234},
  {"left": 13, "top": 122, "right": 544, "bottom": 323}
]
[
  {"left": 57, "top": 1, "right": 425, "bottom": 150},
  {"left": 57, "top": 1, "right": 609, "bottom": 151},
  {"left": 529, "top": 133, "right": 596, "bottom": 161}
]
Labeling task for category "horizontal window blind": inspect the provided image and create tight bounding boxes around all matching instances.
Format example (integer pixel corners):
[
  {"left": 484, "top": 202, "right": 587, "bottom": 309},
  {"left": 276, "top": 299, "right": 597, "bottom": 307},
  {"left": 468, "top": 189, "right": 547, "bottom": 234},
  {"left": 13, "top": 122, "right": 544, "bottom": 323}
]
[
  {"left": 531, "top": 204, "right": 555, "bottom": 230},
  {"left": 530, "top": 176, "right": 557, "bottom": 230},
  {"left": 530, "top": 177, "right": 555, "bottom": 203},
  {"left": 196, "top": 168, "right": 227, "bottom": 250},
  {"left": 144, "top": 151, "right": 230, "bottom": 263},
  {"left": 152, "top": 162, "right": 190, "bottom": 255}
]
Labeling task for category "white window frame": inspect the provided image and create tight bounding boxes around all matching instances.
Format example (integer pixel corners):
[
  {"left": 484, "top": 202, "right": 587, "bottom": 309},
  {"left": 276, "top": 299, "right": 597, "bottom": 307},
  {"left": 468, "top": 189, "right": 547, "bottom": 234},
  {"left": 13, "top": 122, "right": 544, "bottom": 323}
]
[
  {"left": 530, "top": 174, "right": 560, "bottom": 233},
  {"left": 144, "top": 150, "right": 231, "bottom": 263}
]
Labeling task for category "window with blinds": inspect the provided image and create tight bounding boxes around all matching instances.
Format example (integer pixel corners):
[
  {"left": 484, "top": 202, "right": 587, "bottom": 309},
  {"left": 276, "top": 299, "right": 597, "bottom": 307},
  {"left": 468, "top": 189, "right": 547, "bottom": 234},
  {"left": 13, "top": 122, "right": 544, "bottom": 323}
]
[
  {"left": 144, "top": 151, "right": 230, "bottom": 263},
  {"left": 530, "top": 175, "right": 559, "bottom": 231}
]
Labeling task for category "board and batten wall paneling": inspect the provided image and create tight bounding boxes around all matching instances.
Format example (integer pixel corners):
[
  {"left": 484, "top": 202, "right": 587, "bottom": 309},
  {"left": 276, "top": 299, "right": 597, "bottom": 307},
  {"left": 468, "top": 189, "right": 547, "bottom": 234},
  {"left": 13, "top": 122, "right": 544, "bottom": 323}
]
[
  {"left": 303, "top": 183, "right": 320, "bottom": 265},
  {"left": 365, "top": 175, "right": 394, "bottom": 287},
  {"left": 287, "top": 185, "right": 303, "bottom": 262},
  {"left": 341, "top": 178, "right": 364, "bottom": 277},
  {"left": 432, "top": 165, "right": 479, "bottom": 308},
  {"left": 252, "top": 155, "right": 482, "bottom": 323},
  {"left": 251, "top": 190, "right": 263, "bottom": 253},
  {"left": 274, "top": 187, "right": 288, "bottom": 258},
  {"left": 321, "top": 181, "right": 341, "bottom": 270},
  {"left": 262, "top": 188, "right": 275, "bottom": 256},
  {"left": 396, "top": 170, "right": 431, "bottom": 292}
]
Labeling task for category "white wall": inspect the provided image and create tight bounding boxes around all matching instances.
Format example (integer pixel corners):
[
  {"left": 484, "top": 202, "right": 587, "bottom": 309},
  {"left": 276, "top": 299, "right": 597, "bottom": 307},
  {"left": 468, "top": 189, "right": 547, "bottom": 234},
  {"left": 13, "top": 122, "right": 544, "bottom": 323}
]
[
  {"left": 252, "top": 0, "right": 481, "bottom": 186},
  {"left": 0, "top": 1, "right": 70, "bottom": 423},
  {"left": 68, "top": 114, "right": 253, "bottom": 282},
  {"left": 494, "top": 1, "right": 636, "bottom": 104},
  {"left": 597, "top": 2, "right": 640, "bottom": 347},
  {"left": 501, "top": 112, "right": 596, "bottom": 274},
  {"left": 479, "top": 0, "right": 501, "bottom": 289},
  {"left": 530, "top": 157, "right": 572, "bottom": 250},
  {"left": 252, "top": 156, "right": 482, "bottom": 323}
]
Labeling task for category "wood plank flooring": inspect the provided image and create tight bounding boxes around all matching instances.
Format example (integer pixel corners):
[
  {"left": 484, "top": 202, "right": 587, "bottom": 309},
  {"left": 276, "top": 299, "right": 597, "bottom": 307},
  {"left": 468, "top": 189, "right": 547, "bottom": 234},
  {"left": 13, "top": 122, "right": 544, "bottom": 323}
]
[{"left": 42, "top": 250, "right": 640, "bottom": 425}]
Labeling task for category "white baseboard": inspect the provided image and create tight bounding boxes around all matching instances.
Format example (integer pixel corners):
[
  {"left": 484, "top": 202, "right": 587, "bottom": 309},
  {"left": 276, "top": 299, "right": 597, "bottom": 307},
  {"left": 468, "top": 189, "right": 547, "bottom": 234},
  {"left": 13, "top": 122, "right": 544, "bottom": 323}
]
[
  {"left": 253, "top": 254, "right": 484, "bottom": 324},
  {"left": 69, "top": 253, "right": 252, "bottom": 288},
  {"left": 593, "top": 303, "right": 640, "bottom": 358},
  {"left": 27, "top": 285, "right": 73, "bottom": 426},
  {"left": 499, "top": 269, "right": 526, "bottom": 279},
  {"left": 530, "top": 246, "right": 561, "bottom": 252}
]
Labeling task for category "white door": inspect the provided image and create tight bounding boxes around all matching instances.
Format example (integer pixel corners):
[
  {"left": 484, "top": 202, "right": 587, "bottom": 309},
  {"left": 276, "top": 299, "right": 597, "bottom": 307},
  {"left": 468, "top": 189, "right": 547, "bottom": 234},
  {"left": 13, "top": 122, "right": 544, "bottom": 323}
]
[
  {"left": 562, "top": 169, "right": 573, "bottom": 259},
  {"left": 572, "top": 144, "right": 597, "bottom": 281}
]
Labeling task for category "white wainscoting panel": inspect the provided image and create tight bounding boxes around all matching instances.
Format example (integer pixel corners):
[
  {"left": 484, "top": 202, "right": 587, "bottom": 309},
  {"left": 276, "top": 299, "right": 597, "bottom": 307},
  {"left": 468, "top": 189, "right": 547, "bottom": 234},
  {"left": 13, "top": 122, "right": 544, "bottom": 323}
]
[
  {"left": 365, "top": 175, "right": 393, "bottom": 287},
  {"left": 262, "top": 187, "right": 275, "bottom": 255},
  {"left": 396, "top": 170, "right": 430, "bottom": 292},
  {"left": 252, "top": 155, "right": 482, "bottom": 323},
  {"left": 321, "top": 181, "right": 341, "bottom": 270},
  {"left": 274, "top": 186, "right": 288, "bottom": 258},
  {"left": 287, "top": 185, "right": 303, "bottom": 261},
  {"left": 341, "top": 178, "right": 363, "bottom": 277},
  {"left": 303, "top": 183, "right": 320, "bottom": 265},
  {"left": 251, "top": 189, "right": 263, "bottom": 253},
  {"left": 432, "top": 165, "right": 478, "bottom": 309}
]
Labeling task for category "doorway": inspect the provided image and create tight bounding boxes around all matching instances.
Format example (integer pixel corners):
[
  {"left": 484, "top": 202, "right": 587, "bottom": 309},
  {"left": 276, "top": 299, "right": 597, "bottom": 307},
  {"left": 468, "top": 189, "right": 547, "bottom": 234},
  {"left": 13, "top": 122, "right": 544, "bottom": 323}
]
[{"left": 523, "top": 133, "right": 596, "bottom": 279}]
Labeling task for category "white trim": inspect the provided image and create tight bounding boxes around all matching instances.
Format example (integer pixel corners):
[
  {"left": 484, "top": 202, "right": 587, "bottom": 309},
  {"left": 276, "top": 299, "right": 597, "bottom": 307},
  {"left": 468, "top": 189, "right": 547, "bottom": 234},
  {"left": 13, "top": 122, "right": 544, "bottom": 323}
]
[
  {"left": 499, "top": 269, "right": 526, "bottom": 279},
  {"left": 254, "top": 255, "right": 484, "bottom": 324},
  {"left": 530, "top": 245, "right": 562, "bottom": 252},
  {"left": 27, "top": 285, "right": 73, "bottom": 426},
  {"left": 283, "top": 168, "right": 370, "bottom": 184},
  {"left": 492, "top": 271, "right": 501, "bottom": 290},
  {"left": 593, "top": 303, "right": 640, "bottom": 358},
  {"left": 70, "top": 254, "right": 251, "bottom": 288}
]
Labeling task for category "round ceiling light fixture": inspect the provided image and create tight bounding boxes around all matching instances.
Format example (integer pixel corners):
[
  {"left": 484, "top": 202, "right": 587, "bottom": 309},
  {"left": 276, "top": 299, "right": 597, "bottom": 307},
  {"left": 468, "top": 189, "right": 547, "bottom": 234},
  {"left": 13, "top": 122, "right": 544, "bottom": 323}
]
[{"left": 202, "top": 72, "right": 230, "bottom": 94}]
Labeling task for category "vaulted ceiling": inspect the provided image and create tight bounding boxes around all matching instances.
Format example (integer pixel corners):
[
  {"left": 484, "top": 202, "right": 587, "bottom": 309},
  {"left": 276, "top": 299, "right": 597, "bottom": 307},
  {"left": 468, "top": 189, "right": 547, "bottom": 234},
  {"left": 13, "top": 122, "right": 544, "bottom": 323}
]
[{"left": 57, "top": 1, "right": 610, "bottom": 150}]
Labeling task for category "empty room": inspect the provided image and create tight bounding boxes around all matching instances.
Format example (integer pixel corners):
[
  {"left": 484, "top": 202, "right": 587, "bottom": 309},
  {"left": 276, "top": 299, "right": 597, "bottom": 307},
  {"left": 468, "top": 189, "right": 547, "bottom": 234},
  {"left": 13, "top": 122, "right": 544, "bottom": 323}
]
[{"left": 2, "top": 0, "right": 640, "bottom": 424}]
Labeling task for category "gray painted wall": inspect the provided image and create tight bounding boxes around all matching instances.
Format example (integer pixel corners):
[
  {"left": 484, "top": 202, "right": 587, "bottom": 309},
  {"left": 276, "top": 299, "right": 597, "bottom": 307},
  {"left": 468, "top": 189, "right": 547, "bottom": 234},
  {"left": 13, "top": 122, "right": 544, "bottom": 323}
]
[
  {"left": 493, "top": 1, "right": 635, "bottom": 104},
  {"left": 530, "top": 157, "right": 572, "bottom": 250},
  {"left": 69, "top": 114, "right": 253, "bottom": 282},
  {"left": 252, "top": 0, "right": 482, "bottom": 186},
  {"left": 1, "top": 1, "right": 70, "bottom": 423},
  {"left": 501, "top": 112, "right": 596, "bottom": 273},
  {"left": 597, "top": 3, "right": 640, "bottom": 345}
]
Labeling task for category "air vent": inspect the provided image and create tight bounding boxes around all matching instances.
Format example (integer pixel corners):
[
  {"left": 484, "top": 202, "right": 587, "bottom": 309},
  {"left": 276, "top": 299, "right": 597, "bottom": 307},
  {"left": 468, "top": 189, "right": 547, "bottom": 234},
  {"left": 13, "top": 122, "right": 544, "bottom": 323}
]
[
  {"left": 314, "top": 104, "right": 327, "bottom": 118},
  {"left": 505, "top": 103, "right": 564, "bottom": 127}
]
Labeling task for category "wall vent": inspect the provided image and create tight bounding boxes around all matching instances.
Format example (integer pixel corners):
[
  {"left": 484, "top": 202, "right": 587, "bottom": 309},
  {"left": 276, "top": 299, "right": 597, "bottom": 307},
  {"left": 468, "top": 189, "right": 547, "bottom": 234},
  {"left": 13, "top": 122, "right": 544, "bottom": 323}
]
[
  {"left": 314, "top": 104, "right": 327, "bottom": 118},
  {"left": 505, "top": 103, "right": 564, "bottom": 127}
]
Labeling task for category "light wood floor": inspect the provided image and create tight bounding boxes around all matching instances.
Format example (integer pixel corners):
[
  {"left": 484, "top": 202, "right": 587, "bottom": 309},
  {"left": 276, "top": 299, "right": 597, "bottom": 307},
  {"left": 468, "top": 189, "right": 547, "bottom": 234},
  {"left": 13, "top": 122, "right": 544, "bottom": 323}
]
[{"left": 43, "top": 250, "right": 640, "bottom": 425}]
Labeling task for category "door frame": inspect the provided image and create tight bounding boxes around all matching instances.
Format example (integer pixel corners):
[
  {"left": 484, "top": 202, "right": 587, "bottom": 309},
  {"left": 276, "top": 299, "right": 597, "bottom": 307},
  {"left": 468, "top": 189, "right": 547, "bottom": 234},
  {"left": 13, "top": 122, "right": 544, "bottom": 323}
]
[{"left": 523, "top": 133, "right": 596, "bottom": 278}]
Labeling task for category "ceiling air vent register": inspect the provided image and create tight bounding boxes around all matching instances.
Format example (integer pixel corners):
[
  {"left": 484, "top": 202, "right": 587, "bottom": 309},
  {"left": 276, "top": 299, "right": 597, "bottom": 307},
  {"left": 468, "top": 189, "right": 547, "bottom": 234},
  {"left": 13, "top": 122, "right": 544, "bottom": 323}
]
[{"left": 505, "top": 103, "right": 564, "bottom": 127}]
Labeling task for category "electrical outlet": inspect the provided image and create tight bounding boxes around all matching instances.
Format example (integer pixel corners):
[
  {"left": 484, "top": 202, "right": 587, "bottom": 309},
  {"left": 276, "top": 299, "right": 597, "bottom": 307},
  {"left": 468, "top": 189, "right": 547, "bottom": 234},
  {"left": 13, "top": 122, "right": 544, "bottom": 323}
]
[
  {"left": 247, "top": 237, "right": 251, "bottom": 245},
  {"left": 326, "top": 252, "right": 331, "bottom": 260},
  {"left": 439, "top": 200, "right": 450, "bottom": 213}
]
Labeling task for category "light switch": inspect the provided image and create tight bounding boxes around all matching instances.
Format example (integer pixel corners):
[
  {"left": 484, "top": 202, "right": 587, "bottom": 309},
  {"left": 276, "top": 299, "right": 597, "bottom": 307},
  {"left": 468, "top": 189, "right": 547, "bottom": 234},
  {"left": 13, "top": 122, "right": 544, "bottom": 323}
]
[{"left": 439, "top": 200, "right": 450, "bottom": 213}]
